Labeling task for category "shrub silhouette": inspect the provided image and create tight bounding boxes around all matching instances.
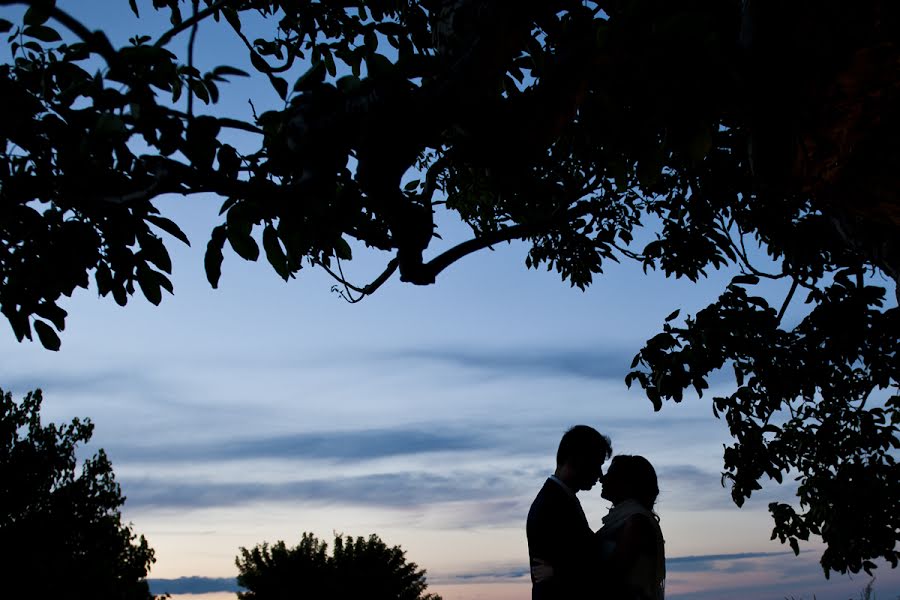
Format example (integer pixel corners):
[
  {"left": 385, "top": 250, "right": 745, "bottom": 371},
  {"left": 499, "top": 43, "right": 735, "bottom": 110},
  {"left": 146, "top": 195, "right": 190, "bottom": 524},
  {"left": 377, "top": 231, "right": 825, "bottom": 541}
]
[{"left": 236, "top": 532, "right": 441, "bottom": 600}]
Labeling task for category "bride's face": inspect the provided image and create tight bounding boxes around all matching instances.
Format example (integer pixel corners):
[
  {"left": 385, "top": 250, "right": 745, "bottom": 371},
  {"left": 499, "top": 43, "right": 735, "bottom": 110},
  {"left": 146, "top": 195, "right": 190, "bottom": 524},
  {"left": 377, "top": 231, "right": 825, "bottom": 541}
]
[{"left": 600, "top": 463, "right": 625, "bottom": 504}]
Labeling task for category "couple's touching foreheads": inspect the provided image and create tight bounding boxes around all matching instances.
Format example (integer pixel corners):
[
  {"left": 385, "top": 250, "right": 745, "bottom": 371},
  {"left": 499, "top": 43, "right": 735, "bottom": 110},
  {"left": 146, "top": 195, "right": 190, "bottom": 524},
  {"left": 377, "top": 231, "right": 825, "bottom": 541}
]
[{"left": 527, "top": 425, "right": 666, "bottom": 600}]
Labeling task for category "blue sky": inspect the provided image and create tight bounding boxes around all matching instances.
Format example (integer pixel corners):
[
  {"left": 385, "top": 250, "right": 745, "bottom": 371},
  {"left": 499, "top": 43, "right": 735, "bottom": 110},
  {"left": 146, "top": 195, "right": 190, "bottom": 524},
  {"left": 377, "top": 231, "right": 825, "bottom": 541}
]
[{"left": 2, "top": 2, "right": 899, "bottom": 599}]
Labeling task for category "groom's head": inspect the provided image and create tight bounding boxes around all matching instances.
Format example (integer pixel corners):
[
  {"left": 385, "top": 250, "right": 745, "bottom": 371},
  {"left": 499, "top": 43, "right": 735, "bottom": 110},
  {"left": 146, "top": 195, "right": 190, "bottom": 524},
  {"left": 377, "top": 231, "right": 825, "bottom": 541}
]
[{"left": 555, "top": 425, "right": 612, "bottom": 492}]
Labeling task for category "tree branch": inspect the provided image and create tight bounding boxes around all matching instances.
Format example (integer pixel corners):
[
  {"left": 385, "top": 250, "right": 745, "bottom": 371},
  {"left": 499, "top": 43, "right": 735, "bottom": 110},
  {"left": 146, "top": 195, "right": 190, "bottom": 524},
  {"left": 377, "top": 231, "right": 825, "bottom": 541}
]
[
  {"left": 149, "top": 107, "right": 263, "bottom": 134},
  {"left": 412, "top": 203, "right": 595, "bottom": 283},
  {"left": 317, "top": 258, "right": 399, "bottom": 302},
  {"left": 776, "top": 277, "right": 799, "bottom": 325},
  {"left": 421, "top": 154, "right": 449, "bottom": 203},
  {"left": 223, "top": 11, "right": 293, "bottom": 93},
  {"left": 0, "top": 0, "right": 118, "bottom": 65},
  {"left": 187, "top": 0, "right": 200, "bottom": 119},
  {"left": 154, "top": 0, "right": 236, "bottom": 48}
]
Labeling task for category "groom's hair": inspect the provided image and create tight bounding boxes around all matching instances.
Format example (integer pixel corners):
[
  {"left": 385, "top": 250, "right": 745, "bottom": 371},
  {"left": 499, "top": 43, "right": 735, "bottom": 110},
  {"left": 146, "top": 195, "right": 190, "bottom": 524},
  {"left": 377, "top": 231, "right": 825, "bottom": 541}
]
[{"left": 556, "top": 425, "right": 612, "bottom": 467}]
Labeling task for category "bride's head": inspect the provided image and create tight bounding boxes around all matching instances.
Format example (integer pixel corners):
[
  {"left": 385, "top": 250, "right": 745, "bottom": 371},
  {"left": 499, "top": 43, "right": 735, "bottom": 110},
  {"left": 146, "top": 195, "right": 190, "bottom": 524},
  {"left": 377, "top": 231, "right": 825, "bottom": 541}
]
[{"left": 601, "top": 454, "right": 659, "bottom": 511}]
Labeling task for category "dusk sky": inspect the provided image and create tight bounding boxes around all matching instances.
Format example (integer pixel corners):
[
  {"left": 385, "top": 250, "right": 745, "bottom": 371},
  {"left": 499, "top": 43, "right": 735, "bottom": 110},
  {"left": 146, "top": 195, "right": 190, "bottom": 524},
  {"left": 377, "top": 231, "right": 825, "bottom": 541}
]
[{"left": 2, "top": 2, "right": 898, "bottom": 599}]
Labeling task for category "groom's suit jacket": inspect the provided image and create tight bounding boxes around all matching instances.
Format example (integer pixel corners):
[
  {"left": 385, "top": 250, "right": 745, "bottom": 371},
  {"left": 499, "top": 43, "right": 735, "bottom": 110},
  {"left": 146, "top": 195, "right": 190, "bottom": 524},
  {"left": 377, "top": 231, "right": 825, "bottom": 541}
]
[{"left": 527, "top": 477, "right": 597, "bottom": 600}]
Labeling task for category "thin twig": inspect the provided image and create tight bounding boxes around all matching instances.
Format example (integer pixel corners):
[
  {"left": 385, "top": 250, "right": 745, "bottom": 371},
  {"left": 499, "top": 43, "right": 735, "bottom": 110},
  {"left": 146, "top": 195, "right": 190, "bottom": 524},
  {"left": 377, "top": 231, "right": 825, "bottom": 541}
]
[
  {"left": 317, "top": 258, "right": 399, "bottom": 302},
  {"left": 154, "top": 0, "right": 235, "bottom": 48},
  {"left": 723, "top": 218, "right": 784, "bottom": 280},
  {"left": 335, "top": 257, "right": 361, "bottom": 302},
  {"left": 223, "top": 13, "right": 292, "bottom": 96},
  {"left": 421, "top": 154, "right": 449, "bottom": 203},
  {"left": 187, "top": 0, "right": 199, "bottom": 119},
  {"left": 776, "top": 277, "right": 799, "bottom": 325}
]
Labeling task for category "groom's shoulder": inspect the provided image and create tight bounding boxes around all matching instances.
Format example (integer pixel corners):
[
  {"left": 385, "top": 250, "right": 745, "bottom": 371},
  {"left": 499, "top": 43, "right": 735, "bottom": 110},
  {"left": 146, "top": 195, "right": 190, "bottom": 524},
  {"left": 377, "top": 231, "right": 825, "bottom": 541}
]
[{"left": 530, "top": 478, "right": 569, "bottom": 512}]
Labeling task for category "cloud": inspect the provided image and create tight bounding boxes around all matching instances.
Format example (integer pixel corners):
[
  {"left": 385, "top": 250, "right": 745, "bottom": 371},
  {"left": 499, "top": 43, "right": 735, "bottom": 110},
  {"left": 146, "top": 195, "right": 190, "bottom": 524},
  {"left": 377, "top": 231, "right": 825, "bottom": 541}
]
[
  {"left": 386, "top": 346, "right": 635, "bottom": 381},
  {"left": 113, "top": 427, "right": 491, "bottom": 464},
  {"left": 667, "top": 551, "right": 798, "bottom": 573},
  {"left": 122, "top": 470, "right": 516, "bottom": 511},
  {"left": 439, "top": 552, "right": 797, "bottom": 584},
  {"left": 424, "top": 498, "right": 534, "bottom": 530},
  {"left": 148, "top": 577, "right": 240, "bottom": 595},
  {"left": 448, "top": 565, "right": 531, "bottom": 581},
  {"left": 0, "top": 367, "right": 165, "bottom": 399},
  {"left": 657, "top": 464, "right": 799, "bottom": 511}
]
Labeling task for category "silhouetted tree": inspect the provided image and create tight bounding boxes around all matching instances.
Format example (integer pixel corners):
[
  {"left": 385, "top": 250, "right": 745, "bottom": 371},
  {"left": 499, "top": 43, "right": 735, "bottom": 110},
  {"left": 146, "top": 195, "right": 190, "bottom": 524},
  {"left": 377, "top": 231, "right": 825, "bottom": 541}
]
[
  {"left": 236, "top": 532, "right": 441, "bottom": 600},
  {"left": 0, "top": 0, "right": 898, "bottom": 576},
  {"left": 0, "top": 387, "right": 159, "bottom": 599}
]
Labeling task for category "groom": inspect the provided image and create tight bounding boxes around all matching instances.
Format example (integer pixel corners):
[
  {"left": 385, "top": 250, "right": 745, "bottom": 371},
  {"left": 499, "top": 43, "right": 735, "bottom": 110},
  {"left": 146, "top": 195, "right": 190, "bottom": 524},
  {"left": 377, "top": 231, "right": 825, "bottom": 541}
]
[{"left": 527, "top": 425, "right": 612, "bottom": 600}]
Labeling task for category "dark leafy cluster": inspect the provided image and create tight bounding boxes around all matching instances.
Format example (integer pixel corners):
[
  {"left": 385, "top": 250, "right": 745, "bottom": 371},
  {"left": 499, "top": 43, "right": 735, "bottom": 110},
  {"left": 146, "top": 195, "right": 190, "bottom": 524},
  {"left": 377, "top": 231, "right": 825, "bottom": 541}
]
[
  {"left": 0, "top": 387, "right": 158, "bottom": 599},
  {"left": 236, "top": 532, "right": 441, "bottom": 600},
  {"left": 627, "top": 272, "right": 899, "bottom": 575},
  {"left": 0, "top": 0, "right": 898, "bottom": 576}
]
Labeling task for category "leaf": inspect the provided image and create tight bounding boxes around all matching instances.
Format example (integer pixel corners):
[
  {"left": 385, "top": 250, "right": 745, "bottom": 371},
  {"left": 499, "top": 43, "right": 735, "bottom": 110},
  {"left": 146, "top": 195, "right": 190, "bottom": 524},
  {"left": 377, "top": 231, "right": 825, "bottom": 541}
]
[
  {"left": 217, "top": 144, "right": 241, "bottom": 178},
  {"left": 322, "top": 49, "right": 336, "bottom": 77},
  {"left": 219, "top": 197, "right": 238, "bottom": 216},
  {"left": 24, "top": 0, "right": 54, "bottom": 27},
  {"left": 366, "top": 53, "right": 395, "bottom": 78},
  {"left": 95, "top": 263, "right": 113, "bottom": 295},
  {"left": 364, "top": 29, "right": 378, "bottom": 51},
  {"left": 128, "top": 0, "right": 139, "bottom": 17},
  {"left": 205, "top": 226, "right": 227, "bottom": 288},
  {"left": 34, "top": 320, "right": 61, "bottom": 351},
  {"left": 112, "top": 282, "right": 128, "bottom": 306},
  {"left": 204, "top": 79, "right": 219, "bottom": 103},
  {"left": 140, "top": 235, "right": 173, "bottom": 274},
  {"left": 34, "top": 302, "right": 67, "bottom": 331},
  {"left": 136, "top": 265, "right": 162, "bottom": 305},
  {"left": 189, "top": 78, "right": 210, "bottom": 104},
  {"left": 223, "top": 7, "right": 241, "bottom": 32},
  {"left": 171, "top": 79, "right": 183, "bottom": 103},
  {"left": 145, "top": 215, "right": 190, "bottom": 246},
  {"left": 334, "top": 237, "right": 352, "bottom": 261},
  {"left": 0, "top": 19, "right": 14, "bottom": 33},
  {"left": 212, "top": 65, "right": 249, "bottom": 78},
  {"left": 23, "top": 24, "right": 61, "bottom": 43},
  {"left": 272, "top": 76, "right": 288, "bottom": 100},
  {"left": 158, "top": 274, "right": 174, "bottom": 294},
  {"left": 731, "top": 274, "right": 760, "bottom": 286},
  {"left": 664, "top": 308, "right": 680, "bottom": 322},
  {"left": 293, "top": 61, "right": 326, "bottom": 92},
  {"left": 250, "top": 51, "right": 269, "bottom": 72},
  {"left": 227, "top": 226, "right": 260, "bottom": 262},
  {"left": 262, "top": 225, "right": 289, "bottom": 280}
]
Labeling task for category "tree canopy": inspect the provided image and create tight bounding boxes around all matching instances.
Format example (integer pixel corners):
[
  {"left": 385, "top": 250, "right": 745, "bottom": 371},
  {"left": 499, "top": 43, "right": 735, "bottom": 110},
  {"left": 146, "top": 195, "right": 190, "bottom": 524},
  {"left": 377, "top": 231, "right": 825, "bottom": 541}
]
[
  {"left": 0, "top": 0, "right": 897, "bottom": 577},
  {"left": 0, "top": 387, "right": 159, "bottom": 599},
  {"left": 235, "top": 532, "right": 442, "bottom": 600}
]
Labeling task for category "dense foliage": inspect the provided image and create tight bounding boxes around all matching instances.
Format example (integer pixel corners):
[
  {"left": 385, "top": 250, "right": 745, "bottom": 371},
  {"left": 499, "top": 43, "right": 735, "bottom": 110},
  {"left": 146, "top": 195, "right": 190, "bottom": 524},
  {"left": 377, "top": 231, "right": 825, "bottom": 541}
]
[
  {"left": 0, "top": 0, "right": 897, "bottom": 576},
  {"left": 236, "top": 532, "right": 441, "bottom": 600},
  {"left": 0, "top": 387, "right": 158, "bottom": 599}
]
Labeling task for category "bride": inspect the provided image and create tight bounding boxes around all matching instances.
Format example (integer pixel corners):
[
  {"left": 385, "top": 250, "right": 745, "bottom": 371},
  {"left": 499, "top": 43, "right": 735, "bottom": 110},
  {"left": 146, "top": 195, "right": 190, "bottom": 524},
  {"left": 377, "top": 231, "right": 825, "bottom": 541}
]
[{"left": 596, "top": 455, "right": 666, "bottom": 600}]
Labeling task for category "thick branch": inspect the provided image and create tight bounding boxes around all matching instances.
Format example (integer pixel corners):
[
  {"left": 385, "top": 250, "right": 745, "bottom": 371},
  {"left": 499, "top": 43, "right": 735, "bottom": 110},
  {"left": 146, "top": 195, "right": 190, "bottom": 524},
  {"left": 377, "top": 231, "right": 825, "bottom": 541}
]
[{"left": 409, "top": 203, "right": 595, "bottom": 283}]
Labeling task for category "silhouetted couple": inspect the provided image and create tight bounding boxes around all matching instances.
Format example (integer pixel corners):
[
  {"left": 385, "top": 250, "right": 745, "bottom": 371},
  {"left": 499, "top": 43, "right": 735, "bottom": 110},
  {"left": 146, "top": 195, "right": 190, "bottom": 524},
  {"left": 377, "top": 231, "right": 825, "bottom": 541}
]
[{"left": 527, "top": 425, "right": 665, "bottom": 600}]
